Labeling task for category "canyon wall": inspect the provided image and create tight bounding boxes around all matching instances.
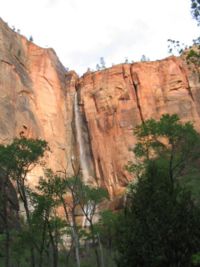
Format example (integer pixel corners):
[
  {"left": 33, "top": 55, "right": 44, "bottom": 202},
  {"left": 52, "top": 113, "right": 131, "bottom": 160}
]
[
  {"left": 78, "top": 58, "right": 200, "bottom": 196},
  {"left": 1, "top": 19, "right": 200, "bottom": 197},
  {"left": 0, "top": 19, "right": 78, "bottom": 186}
]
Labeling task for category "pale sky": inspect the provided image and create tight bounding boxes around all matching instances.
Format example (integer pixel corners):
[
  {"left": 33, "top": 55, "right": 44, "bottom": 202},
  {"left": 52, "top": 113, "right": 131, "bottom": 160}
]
[{"left": 1, "top": 0, "right": 199, "bottom": 74}]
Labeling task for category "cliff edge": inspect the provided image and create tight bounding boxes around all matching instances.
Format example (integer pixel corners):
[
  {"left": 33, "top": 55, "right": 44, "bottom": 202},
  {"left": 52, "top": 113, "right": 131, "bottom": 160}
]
[{"left": 1, "top": 19, "right": 200, "bottom": 196}]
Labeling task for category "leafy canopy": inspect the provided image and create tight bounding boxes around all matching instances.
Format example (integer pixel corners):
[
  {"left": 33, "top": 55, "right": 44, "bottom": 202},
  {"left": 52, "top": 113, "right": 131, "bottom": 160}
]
[
  {"left": 115, "top": 114, "right": 200, "bottom": 267},
  {"left": 191, "top": 0, "right": 200, "bottom": 23},
  {"left": 0, "top": 137, "right": 48, "bottom": 178}
]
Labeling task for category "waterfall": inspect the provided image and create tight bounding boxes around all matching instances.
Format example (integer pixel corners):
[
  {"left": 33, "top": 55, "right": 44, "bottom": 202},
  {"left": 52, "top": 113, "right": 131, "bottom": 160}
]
[
  {"left": 74, "top": 91, "right": 98, "bottom": 228},
  {"left": 74, "top": 91, "right": 92, "bottom": 184}
]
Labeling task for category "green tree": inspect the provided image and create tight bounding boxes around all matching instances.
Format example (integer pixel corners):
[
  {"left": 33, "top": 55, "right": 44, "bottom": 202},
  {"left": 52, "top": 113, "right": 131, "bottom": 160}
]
[
  {"left": 183, "top": 1, "right": 200, "bottom": 67},
  {"left": 115, "top": 114, "right": 200, "bottom": 267},
  {"left": 167, "top": 1, "right": 200, "bottom": 68},
  {"left": 77, "top": 182, "right": 108, "bottom": 267},
  {"left": 39, "top": 170, "right": 82, "bottom": 267},
  {"left": 0, "top": 168, "right": 19, "bottom": 267},
  {"left": 132, "top": 114, "right": 200, "bottom": 190},
  {"left": 30, "top": 191, "right": 59, "bottom": 267},
  {"left": 0, "top": 137, "right": 48, "bottom": 267},
  {"left": 100, "top": 57, "right": 106, "bottom": 69},
  {"left": 140, "top": 54, "right": 150, "bottom": 62},
  {"left": 29, "top": 35, "right": 33, "bottom": 42},
  {"left": 97, "top": 210, "right": 118, "bottom": 252},
  {"left": 167, "top": 39, "right": 185, "bottom": 55},
  {"left": 191, "top": 0, "right": 200, "bottom": 23}
]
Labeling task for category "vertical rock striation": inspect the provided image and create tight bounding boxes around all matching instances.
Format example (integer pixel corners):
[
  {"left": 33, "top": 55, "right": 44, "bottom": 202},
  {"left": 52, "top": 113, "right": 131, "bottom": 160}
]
[
  {"left": 78, "top": 59, "right": 200, "bottom": 196},
  {"left": 0, "top": 19, "right": 78, "bottom": 185},
  {"left": 1, "top": 19, "right": 200, "bottom": 197}
]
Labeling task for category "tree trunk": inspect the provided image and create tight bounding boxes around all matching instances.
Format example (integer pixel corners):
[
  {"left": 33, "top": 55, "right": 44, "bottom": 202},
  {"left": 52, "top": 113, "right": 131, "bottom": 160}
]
[
  {"left": 38, "top": 215, "right": 48, "bottom": 267},
  {"left": 61, "top": 198, "right": 81, "bottom": 267},
  {"left": 169, "top": 143, "right": 175, "bottom": 193},
  {"left": 65, "top": 242, "right": 73, "bottom": 267},
  {"left": 5, "top": 228, "right": 10, "bottom": 267},
  {"left": 18, "top": 182, "right": 35, "bottom": 267},
  {"left": 47, "top": 220, "right": 58, "bottom": 267},
  {"left": 1, "top": 177, "right": 10, "bottom": 267},
  {"left": 97, "top": 233, "right": 105, "bottom": 267},
  {"left": 90, "top": 222, "right": 101, "bottom": 267},
  {"left": 73, "top": 228, "right": 81, "bottom": 267},
  {"left": 83, "top": 203, "right": 101, "bottom": 267}
]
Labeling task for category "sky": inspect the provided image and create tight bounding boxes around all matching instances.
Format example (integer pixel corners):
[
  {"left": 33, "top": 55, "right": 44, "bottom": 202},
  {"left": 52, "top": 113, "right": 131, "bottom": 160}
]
[{"left": 1, "top": 0, "right": 199, "bottom": 74}]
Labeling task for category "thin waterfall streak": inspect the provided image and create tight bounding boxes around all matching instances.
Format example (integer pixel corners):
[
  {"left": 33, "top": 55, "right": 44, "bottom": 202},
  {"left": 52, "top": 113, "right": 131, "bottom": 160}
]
[
  {"left": 74, "top": 92, "right": 97, "bottom": 228},
  {"left": 74, "top": 92, "right": 90, "bottom": 183}
]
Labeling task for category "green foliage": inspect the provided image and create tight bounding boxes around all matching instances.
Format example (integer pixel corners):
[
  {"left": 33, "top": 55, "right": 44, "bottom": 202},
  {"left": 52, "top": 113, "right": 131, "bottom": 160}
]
[
  {"left": 140, "top": 54, "right": 150, "bottom": 62},
  {"left": 132, "top": 114, "right": 200, "bottom": 183},
  {"left": 0, "top": 137, "right": 113, "bottom": 266},
  {"left": 116, "top": 160, "right": 200, "bottom": 267},
  {"left": 186, "top": 47, "right": 200, "bottom": 66},
  {"left": 29, "top": 35, "right": 33, "bottom": 42},
  {"left": 167, "top": 39, "right": 186, "bottom": 55},
  {"left": 191, "top": 0, "right": 200, "bottom": 23},
  {"left": 78, "top": 183, "right": 108, "bottom": 207},
  {"left": 115, "top": 114, "right": 200, "bottom": 267},
  {"left": 0, "top": 137, "right": 48, "bottom": 267},
  {"left": 187, "top": 48, "right": 200, "bottom": 59},
  {"left": 100, "top": 57, "right": 106, "bottom": 69},
  {"left": 0, "top": 137, "right": 48, "bottom": 179},
  {"left": 192, "top": 252, "right": 200, "bottom": 266},
  {"left": 97, "top": 210, "right": 119, "bottom": 250}
]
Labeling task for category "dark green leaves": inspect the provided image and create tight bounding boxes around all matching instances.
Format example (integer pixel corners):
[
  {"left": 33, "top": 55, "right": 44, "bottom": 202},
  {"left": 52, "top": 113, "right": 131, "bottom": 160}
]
[
  {"left": 115, "top": 114, "right": 200, "bottom": 267},
  {"left": 191, "top": 0, "right": 200, "bottom": 22},
  {"left": 0, "top": 137, "right": 48, "bottom": 179}
]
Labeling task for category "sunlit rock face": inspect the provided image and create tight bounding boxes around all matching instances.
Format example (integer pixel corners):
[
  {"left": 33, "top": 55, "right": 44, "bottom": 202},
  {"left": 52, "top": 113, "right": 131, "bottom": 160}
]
[
  {"left": 0, "top": 19, "right": 78, "bottom": 185},
  {"left": 77, "top": 58, "right": 200, "bottom": 196},
  {"left": 0, "top": 18, "right": 200, "bottom": 197}
]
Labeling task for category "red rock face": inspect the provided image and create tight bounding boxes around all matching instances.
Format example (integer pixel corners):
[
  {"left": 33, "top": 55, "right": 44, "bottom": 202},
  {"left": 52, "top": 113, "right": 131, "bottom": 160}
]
[
  {"left": 1, "top": 19, "right": 200, "bottom": 196},
  {"left": 78, "top": 59, "right": 200, "bottom": 196},
  {"left": 0, "top": 19, "right": 78, "bottom": 185}
]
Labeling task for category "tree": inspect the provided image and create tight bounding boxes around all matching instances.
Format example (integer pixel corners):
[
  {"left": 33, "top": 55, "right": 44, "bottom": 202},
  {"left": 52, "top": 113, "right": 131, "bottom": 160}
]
[
  {"left": 191, "top": 0, "right": 200, "bottom": 23},
  {"left": 167, "top": 39, "right": 185, "bottom": 55},
  {"left": 10, "top": 190, "right": 66, "bottom": 267},
  {"left": 132, "top": 114, "right": 200, "bottom": 189},
  {"left": 166, "top": 1, "right": 200, "bottom": 68},
  {"left": 124, "top": 57, "right": 129, "bottom": 64},
  {"left": 166, "top": 2, "right": 200, "bottom": 67},
  {"left": 0, "top": 137, "right": 48, "bottom": 267},
  {"left": 42, "top": 169, "right": 109, "bottom": 267},
  {"left": 39, "top": 170, "right": 82, "bottom": 267},
  {"left": 30, "top": 191, "right": 59, "bottom": 267},
  {"left": 97, "top": 210, "right": 119, "bottom": 253},
  {"left": 96, "top": 64, "right": 100, "bottom": 71},
  {"left": 29, "top": 36, "right": 33, "bottom": 42},
  {"left": 117, "top": 161, "right": 200, "bottom": 267},
  {"left": 0, "top": 169, "right": 19, "bottom": 267},
  {"left": 77, "top": 182, "right": 108, "bottom": 267},
  {"left": 100, "top": 57, "right": 106, "bottom": 69},
  {"left": 115, "top": 114, "right": 200, "bottom": 267},
  {"left": 140, "top": 54, "right": 150, "bottom": 62}
]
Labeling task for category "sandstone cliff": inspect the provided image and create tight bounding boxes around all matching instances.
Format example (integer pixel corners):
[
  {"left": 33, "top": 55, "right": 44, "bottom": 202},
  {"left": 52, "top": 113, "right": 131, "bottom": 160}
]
[
  {"left": 78, "top": 58, "right": 200, "bottom": 196},
  {"left": 0, "top": 19, "right": 200, "bottom": 197},
  {"left": 0, "top": 19, "right": 78, "bottom": 186}
]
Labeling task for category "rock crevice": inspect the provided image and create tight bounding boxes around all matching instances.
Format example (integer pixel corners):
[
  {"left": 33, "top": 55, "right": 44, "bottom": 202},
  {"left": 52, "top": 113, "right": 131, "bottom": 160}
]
[{"left": 0, "top": 19, "right": 200, "bottom": 196}]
